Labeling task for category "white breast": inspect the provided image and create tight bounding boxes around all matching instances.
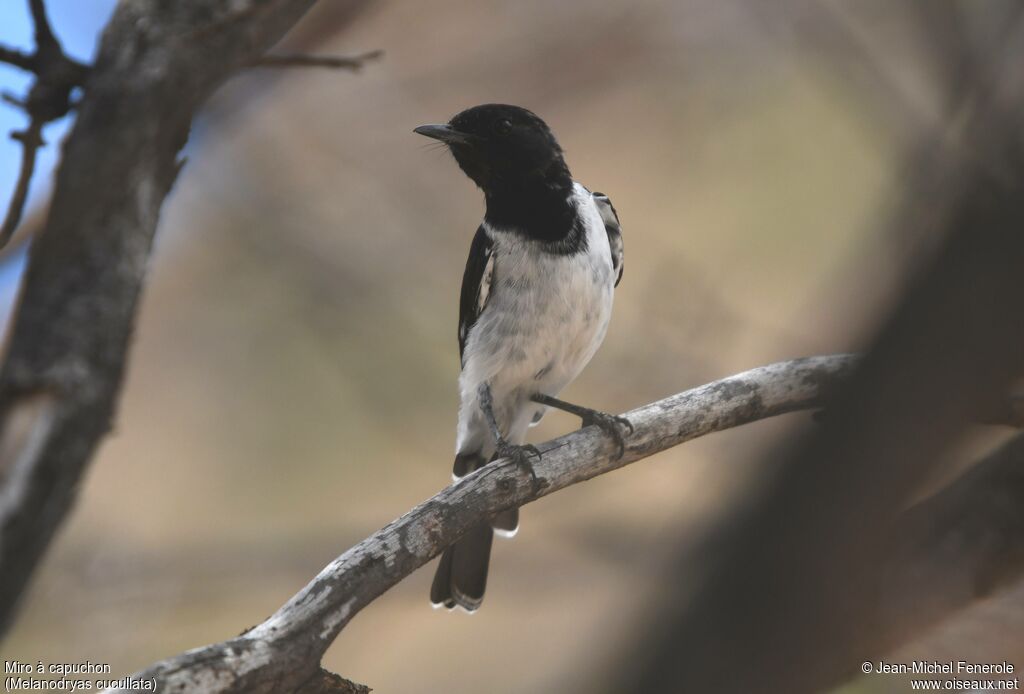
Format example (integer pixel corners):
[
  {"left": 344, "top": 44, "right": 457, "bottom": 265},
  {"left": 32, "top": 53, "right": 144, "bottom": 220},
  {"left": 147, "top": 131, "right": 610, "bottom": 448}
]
[{"left": 456, "top": 183, "right": 616, "bottom": 452}]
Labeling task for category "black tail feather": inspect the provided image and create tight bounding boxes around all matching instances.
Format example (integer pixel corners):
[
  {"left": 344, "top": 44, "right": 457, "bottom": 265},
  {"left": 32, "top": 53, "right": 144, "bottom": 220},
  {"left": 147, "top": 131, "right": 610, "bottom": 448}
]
[
  {"left": 430, "top": 542, "right": 455, "bottom": 607},
  {"left": 453, "top": 451, "right": 485, "bottom": 478},
  {"left": 435, "top": 449, "right": 519, "bottom": 610},
  {"left": 430, "top": 523, "right": 493, "bottom": 611},
  {"left": 491, "top": 507, "right": 519, "bottom": 535}
]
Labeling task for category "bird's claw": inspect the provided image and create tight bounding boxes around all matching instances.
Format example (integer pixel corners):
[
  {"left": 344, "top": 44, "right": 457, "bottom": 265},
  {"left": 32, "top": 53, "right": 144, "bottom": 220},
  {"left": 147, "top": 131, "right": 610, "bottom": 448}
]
[
  {"left": 582, "top": 412, "right": 633, "bottom": 459},
  {"left": 495, "top": 440, "right": 545, "bottom": 492}
]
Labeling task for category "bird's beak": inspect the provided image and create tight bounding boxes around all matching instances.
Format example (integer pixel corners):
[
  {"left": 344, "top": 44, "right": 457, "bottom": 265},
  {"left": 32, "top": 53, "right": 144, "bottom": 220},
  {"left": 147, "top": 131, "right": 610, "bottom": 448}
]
[{"left": 413, "top": 123, "right": 475, "bottom": 145}]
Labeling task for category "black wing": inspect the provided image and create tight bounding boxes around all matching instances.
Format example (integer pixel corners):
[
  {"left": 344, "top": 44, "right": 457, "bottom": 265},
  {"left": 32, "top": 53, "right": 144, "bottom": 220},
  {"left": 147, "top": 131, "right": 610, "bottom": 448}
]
[
  {"left": 593, "top": 192, "right": 624, "bottom": 287},
  {"left": 458, "top": 225, "right": 495, "bottom": 366}
]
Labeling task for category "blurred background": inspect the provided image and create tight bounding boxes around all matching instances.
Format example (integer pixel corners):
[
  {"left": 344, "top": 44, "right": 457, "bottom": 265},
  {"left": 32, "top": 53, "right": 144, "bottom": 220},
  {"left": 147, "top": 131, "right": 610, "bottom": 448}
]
[{"left": 1, "top": 0, "right": 1021, "bottom": 691}]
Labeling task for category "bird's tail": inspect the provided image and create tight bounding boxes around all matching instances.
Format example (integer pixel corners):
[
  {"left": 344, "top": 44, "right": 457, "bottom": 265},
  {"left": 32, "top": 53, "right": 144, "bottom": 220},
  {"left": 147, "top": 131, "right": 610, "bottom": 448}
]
[
  {"left": 452, "top": 450, "right": 520, "bottom": 534},
  {"left": 431, "top": 450, "right": 518, "bottom": 611},
  {"left": 430, "top": 522, "right": 493, "bottom": 611}
]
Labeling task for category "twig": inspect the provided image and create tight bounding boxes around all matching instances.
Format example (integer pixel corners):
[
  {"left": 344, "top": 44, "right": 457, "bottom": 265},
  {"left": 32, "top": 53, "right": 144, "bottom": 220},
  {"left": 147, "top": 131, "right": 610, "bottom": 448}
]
[
  {"left": 28, "top": 0, "right": 57, "bottom": 51},
  {"left": 0, "top": 123, "right": 44, "bottom": 244},
  {"left": 0, "top": 0, "right": 89, "bottom": 248},
  {"left": 251, "top": 48, "right": 383, "bottom": 70},
  {"left": 0, "top": 45, "right": 36, "bottom": 72}
]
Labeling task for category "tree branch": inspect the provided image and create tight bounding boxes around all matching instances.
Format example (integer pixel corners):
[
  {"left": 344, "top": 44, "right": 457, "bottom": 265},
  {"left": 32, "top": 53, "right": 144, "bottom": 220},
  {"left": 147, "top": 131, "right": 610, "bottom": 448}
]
[
  {"left": 27, "top": 0, "right": 57, "bottom": 52},
  {"left": 111, "top": 356, "right": 855, "bottom": 693},
  {"left": 251, "top": 49, "right": 383, "bottom": 70},
  {"left": 106, "top": 354, "right": 1024, "bottom": 692},
  {"left": 0, "top": 45, "right": 36, "bottom": 72},
  {"left": 0, "top": 0, "right": 88, "bottom": 247},
  {"left": 0, "top": 121, "right": 44, "bottom": 246},
  {"left": 0, "top": 0, "right": 324, "bottom": 636}
]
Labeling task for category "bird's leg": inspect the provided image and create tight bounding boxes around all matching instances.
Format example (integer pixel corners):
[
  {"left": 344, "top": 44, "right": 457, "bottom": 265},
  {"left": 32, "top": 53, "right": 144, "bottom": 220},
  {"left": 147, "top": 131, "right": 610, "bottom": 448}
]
[
  {"left": 531, "top": 393, "right": 633, "bottom": 459},
  {"left": 478, "top": 382, "right": 543, "bottom": 490}
]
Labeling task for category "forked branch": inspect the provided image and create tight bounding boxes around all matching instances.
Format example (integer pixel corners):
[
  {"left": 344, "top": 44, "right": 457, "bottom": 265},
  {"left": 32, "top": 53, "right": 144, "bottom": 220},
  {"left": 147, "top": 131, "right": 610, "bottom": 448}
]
[{"left": 0, "top": 0, "right": 88, "bottom": 246}]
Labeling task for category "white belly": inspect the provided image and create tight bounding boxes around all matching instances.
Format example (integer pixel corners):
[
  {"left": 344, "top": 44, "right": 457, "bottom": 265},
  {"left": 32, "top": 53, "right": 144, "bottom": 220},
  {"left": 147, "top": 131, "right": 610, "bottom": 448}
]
[{"left": 456, "top": 185, "right": 615, "bottom": 454}]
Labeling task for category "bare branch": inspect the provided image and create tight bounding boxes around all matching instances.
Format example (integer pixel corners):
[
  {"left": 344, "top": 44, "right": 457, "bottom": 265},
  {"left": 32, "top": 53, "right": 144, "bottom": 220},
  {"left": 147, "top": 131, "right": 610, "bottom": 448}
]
[
  {"left": 27, "top": 0, "right": 57, "bottom": 53},
  {"left": 0, "top": 122, "right": 43, "bottom": 246},
  {"left": 295, "top": 669, "right": 370, "bottom": 694},
  {"left": 105, "top": 354, "right": 1024, "bottom": 692},
  {"left": 0, "top": 45, "right": 36, "bottom": 72},
  {"left": 111, "top": 356, "right": 855, "bottom": 693},
  {"left": 252, "top": 48, "right": 383, "bottom": 70},
  {"left": 0, "top": 0, "right": 89, "bottom": 248}
]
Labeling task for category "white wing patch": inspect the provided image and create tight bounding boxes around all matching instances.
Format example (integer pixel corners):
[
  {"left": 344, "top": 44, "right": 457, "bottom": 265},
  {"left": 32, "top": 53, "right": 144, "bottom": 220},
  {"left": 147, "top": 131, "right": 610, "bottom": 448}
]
[
  {"left": 593, "top": 192, "right": 624, "bottom": 287},
  {"left": 478, "top": 251, "right": 495, "bottom": 318},
  {"left": 459, "top": 247, "right": 495, "bottom": 347}
]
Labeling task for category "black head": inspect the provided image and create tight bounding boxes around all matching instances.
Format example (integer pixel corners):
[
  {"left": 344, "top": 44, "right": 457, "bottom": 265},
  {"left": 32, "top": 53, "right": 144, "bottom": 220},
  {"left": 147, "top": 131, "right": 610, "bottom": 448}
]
[
  {"left": 414, "top": 104, "right": 572, "bottom": 196},
  {"left": 415, "top": 104, "right": 577, "bottom": 242}
]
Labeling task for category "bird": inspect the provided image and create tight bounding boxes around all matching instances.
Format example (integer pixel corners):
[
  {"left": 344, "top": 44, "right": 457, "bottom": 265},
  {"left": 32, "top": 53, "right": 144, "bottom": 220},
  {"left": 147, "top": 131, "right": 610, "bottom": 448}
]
[{"left": 414, "top": 104, "right": 630, "bottom": 612}]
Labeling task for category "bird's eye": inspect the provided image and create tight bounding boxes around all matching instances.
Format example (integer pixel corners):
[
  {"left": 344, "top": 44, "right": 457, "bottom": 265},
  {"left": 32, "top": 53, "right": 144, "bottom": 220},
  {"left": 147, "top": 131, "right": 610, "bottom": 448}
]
[{"left": 494, "top": 119, "right": 513, "bottom": 135}]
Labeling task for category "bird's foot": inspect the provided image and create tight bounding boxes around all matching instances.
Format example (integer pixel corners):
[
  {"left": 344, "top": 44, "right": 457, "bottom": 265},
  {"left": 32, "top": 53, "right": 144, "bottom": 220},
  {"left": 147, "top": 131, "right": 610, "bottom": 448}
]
[
  {"left": 581, "top": 410, "right": 634, "bottom": 459},
  {"left": 495, "top": 440, "right": 545, "bottom": 492}
]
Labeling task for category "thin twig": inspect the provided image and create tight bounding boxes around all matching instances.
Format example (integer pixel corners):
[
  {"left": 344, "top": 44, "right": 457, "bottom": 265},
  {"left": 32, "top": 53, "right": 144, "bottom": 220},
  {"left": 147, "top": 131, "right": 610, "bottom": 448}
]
[
  {"left": 0, "top": 0, "right": 89, "bottom": 249},
  {"left": 0, "top": 122, "right": 43, "bottom": 246},
  {"left": 28, "top": 0, "right": 57, "bottom": 51},
  {"left": 252, "top": 48, "right": 383, "bottom": 70},
  {"left": 0, "top": 45, "right": 36, "bottom": 72}
]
